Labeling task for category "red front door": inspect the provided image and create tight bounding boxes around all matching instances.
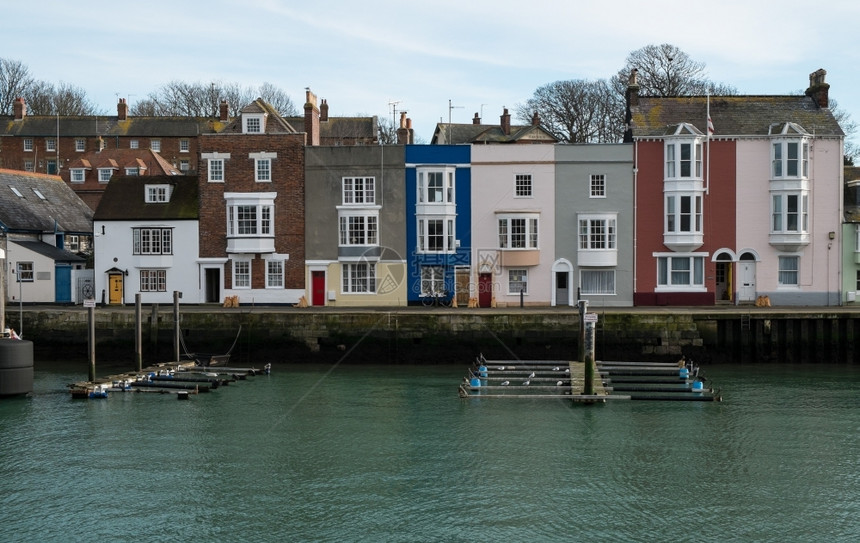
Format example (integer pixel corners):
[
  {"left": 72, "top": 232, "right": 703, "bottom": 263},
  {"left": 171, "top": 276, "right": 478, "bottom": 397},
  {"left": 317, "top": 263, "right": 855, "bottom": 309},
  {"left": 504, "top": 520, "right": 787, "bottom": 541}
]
[
  {"left": 478, "top": 273, "right": 493, "bottom": 308},
  {"left": 311, "top": 271, "right": 326, "bottom": 306}
]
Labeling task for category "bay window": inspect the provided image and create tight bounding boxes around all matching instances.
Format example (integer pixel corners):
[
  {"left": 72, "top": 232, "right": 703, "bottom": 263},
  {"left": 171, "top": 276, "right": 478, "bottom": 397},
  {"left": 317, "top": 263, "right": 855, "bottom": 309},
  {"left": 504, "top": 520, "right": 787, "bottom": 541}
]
[{"left": 498, "top": 215, "right": 539, "bottom": 249}]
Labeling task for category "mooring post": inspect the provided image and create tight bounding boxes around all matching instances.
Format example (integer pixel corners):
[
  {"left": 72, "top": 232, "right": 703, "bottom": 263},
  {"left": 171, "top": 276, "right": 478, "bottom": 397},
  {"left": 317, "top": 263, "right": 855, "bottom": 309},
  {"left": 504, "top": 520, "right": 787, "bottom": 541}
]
[
  {"left": 578, "top": 299, "right": 595, "bottom": 396},
  {"left": 135, "top": 294, "right": 142, "bottom": 372},
  {"left": 88, "top": 304, "right": 95, "bottom": 382},
  {"left": 173, "top": 291, "right": 181, "bottom": 363}
]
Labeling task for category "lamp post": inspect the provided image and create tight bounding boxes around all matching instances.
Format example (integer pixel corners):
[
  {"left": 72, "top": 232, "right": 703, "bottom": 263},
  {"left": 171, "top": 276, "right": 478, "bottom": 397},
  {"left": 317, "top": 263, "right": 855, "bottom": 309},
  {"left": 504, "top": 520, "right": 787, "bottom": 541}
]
[{"left": 16, "top": 263, "right": 23, "bottom": 338}]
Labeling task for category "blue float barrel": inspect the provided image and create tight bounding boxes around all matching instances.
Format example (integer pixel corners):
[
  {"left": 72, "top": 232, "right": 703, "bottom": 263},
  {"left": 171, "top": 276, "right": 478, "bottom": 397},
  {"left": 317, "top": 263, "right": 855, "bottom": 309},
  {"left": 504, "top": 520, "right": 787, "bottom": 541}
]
[
  {"left": 478, "top": 365, "right": 488, "bottom": 378},
  {"left": 0, "top": 339, "right": 34, "bottom": 398},
  {"left": 692, "top": 380, "right": 704, "bottom": 392},
  {"left": 679, "top": 367, "right": 689, "bottom": 379},
  {"left": 469, "top": 377, "right": 481, "bottom": 389}
]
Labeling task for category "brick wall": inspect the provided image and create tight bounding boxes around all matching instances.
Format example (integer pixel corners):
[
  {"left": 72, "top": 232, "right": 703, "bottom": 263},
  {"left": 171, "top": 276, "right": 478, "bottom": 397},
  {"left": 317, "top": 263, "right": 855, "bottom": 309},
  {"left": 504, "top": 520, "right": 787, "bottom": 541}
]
[{"left": 199, "top": 132, "right": 306, "bottom": 290}]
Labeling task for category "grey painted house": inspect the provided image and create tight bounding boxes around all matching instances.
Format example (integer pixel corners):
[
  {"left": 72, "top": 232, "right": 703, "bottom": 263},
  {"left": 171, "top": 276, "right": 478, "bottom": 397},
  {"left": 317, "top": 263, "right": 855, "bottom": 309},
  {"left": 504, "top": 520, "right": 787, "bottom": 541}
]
[
  {"left": 555, "top": 144, "right": 634, "bottom": 307},
  {"left": 304, "top": 146, "right": 408, "bottom": 306}
]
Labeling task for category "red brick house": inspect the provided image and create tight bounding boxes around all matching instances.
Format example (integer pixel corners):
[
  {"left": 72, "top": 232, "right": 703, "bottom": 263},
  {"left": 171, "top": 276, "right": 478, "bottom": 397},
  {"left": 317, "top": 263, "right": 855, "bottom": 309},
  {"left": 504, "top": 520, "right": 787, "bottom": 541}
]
[
  {"left": 196, "top": 96, "right": 306, "bottom": 304},
  {"left": 0, "top": 97, "right": 225, "bottom": 177},
  {"left": 62, "top": 148, "right": 181, "bottom": 211}
]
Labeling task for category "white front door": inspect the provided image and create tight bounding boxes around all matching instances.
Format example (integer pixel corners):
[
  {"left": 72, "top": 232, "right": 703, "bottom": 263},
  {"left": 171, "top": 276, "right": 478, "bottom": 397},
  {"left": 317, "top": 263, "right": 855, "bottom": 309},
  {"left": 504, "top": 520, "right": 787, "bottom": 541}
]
[{"left": 738, "top": 262, "right": 756, "bottom": 302}]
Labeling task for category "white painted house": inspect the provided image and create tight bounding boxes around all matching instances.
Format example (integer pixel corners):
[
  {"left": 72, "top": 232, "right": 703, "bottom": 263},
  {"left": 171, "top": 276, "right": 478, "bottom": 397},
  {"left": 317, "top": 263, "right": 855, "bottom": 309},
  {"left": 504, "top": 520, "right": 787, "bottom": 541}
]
[{"left": 93, "top": 175, "right": 200, "bottom": 304}]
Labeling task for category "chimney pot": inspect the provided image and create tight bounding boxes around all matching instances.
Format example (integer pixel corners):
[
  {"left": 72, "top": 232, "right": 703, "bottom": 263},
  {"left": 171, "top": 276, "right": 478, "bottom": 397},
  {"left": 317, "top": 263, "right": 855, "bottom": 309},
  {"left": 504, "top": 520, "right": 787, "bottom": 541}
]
[
  {"left": 219, "top": 100, "right": 229, "bottom": 121},
  {"left": 304, "top": 89, "right": 320, "bottom": 146},
  {"left": 805, "top": 68, "right": 829, "bottom": 108},
  {"left": 472, "top": 112, "right": 481, "bottom": 125},
  {"left": 117, "top": 98, "right": 128, "bottom": 121},
  {"left": 500, "top": 108, "right": 511, "bottom": 136},
  {"left": 13, "top": 97, "right": 26, "bottom": 120}
]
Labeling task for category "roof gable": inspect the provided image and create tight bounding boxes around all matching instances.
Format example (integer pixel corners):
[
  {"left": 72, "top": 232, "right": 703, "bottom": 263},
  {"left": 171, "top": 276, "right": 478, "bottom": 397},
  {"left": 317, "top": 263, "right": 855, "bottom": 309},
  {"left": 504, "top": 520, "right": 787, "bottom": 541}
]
[{"left": 0, "top": 169, "right": 94, "bottom": 233}]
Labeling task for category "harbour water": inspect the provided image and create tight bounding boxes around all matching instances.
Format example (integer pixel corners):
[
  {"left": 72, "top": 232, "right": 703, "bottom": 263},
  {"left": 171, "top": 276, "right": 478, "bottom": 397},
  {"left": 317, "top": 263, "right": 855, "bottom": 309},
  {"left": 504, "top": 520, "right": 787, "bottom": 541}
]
[{"left": 1, "top": 361, "right": 858, "bottom": 542}]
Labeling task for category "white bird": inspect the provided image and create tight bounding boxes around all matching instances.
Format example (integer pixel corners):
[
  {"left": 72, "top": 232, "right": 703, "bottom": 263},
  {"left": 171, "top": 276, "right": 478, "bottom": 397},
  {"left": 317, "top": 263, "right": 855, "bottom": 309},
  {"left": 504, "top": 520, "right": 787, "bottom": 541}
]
[
  {"left": 556, "top": 381, "right": 563, "bottom": 386},
  {"left": 497, "top": 366, "right": 505, "bottom": 371},
  {"left": 522, "top": 379, "right": 530, "bottom": 386},
  {"left": 553, "top": 366, "right": 560, "bottom": 371},
  {"left": 528, "top": 371, "right": 535, "bottom": 379},
  {"left": 500, "top": 380, "right": 510, "bottom": 386},
  {"left": 565, "top": 369, "right": 570, "bottom": 374}
]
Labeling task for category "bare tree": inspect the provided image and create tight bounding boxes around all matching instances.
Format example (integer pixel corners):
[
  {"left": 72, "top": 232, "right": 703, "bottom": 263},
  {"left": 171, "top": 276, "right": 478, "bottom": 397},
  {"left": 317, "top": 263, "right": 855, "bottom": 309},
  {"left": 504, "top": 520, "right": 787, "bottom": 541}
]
[
  {"left": 377, "top": 115, "right": 397, "bottom": 144},
  {"left": 131, "top": 80, "right": 297, "bottom": 117},
  {"left": 21, "top": 80, "right": 101, "bottom": 115},
  {"left": 830, "top": 98, "right": 858, "bottom": 164},
  {"left": 516, "top": 79, "right": 625, "bottom": 143},
  {"left": 611, "top": 43, "right": 736, "bottom": 97},
  {"left": 0, "top": 57, "right": 32, "bottom": 114}
]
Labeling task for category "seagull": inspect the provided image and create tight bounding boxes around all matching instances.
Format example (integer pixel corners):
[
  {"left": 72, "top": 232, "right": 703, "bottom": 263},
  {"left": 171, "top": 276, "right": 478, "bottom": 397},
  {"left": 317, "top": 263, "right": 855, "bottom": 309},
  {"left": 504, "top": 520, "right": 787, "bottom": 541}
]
[
  {"left": 528, "top": 372, "right": 535, "bottom": 379},
  {"left": 556, "top": 381, "right": 563, "bottom": 386},
  {"left": 553, "top": 366, "right": 560, "bottom": 371},
  {"left": 500, "top": 381, "right": 510, "bottom": 386},
  {"left": 497, "top": 366, "right": 505, "bottom": 371},
  {"left": 522, "top": 379, "right": 530, "bottom": 386},
  {"left": 565, "top": 369, "right": 570, "bottom": 374}
]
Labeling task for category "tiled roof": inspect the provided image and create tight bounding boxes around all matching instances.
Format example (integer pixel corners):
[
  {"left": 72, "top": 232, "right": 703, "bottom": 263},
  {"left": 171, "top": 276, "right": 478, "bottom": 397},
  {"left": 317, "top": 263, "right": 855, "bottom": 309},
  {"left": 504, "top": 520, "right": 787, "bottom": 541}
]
[
  {"left": 10, "top": 239, "right": 85, "bottom": 262},
  {"left": 630, "top": 95, "right": 844, "bottom": 138},
  {"left": 220, "top": 99, "right": 298, "bottom": 134},
  {"left": 0, "top": 169, "right": 93, "bottom": 233},
  {"left": 283, "top": 116, "right": 378, "bottom": 140},
  {"left": 66, "top": 149, "right": 180, "bottom": 174},
  {"left": 431, "top": 123, "right": 558, "bottom": 144},
  {"left": 93, "top": 175, "right": 199, "bottom": 221},
  {"left": 0, "top": 116, "right": 224, "bottom": 137}
]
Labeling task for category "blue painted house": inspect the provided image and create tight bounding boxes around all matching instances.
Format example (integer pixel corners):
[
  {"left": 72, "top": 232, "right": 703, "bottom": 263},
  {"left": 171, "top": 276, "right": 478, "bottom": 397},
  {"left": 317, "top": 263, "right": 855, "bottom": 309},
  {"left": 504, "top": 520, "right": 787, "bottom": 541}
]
[{"left": 405, "top": 145, "right": 471, "bottom": 305}]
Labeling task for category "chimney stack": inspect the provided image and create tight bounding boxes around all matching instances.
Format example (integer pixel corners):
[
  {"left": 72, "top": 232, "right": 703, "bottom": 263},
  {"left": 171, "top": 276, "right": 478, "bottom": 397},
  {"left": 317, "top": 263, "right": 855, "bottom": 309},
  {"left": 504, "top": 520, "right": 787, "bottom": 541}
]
[
  {"left": 397, "top": 112, "right": 413, "bottom": 144},
  {"left": 304, "top": 89, "right": 320, "bottom": 146},
  {"left": 13, "top": 97, "right": 26, "bottom": 120},
  {"left": 805, "top": 68, "right": 830, "bottom": 109},
  {"left": 320, "top": 99, "right": 329, "bottom": 122},
  {"left": 219, "top": 100, "right": 229, "bottom": 122},
  {"left": 472, "top": 112, "right": 481, "bottom": 125},
  {"left": 117, "top": 98, "right": 128, "bottom": 121},
  {"left": 531, "top": 111, "right": 540, "bottom": 126},
  {"left": 500, "top": 108, "right": 511, "bottom": 135}
]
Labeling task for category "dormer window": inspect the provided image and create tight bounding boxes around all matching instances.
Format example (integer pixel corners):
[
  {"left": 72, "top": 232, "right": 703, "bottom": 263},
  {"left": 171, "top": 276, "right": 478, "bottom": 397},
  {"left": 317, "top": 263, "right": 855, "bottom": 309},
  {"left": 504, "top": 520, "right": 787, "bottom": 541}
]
[
  {"left": 243, "top": 114, "right": 265, "bottom": 134},
  {"left": 145, "top": 184, "right": 171, "bottom": 203},
  {"left": 70, "top": 169, "right": 86, "bottom": 183}
]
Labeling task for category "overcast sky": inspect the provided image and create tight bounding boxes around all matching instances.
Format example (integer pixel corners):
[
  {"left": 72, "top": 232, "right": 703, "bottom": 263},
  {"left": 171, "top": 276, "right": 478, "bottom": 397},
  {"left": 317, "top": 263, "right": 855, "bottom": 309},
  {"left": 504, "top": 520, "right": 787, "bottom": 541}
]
[{"left": 6, "top": 0, "right": 860, "bottom": 142}]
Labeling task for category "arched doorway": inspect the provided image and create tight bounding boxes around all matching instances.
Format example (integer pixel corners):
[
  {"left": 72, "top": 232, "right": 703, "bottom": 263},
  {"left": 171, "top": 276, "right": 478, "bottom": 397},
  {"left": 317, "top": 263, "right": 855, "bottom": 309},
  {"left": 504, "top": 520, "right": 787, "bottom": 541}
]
[
  {"left": 738, "top": 251, "right": 759, "bottom": 303},
  {"left": 551, "top": 258, "right": 573, "bottom": 306},
  {"left": 712, "top": 249, "right": 736, "bottom": 303}
]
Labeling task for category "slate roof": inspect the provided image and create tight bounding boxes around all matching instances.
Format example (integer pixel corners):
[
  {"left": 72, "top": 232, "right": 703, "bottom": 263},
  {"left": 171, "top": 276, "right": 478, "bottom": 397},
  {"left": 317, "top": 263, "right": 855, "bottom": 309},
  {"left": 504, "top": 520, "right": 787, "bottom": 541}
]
[
  {"left": 629, "top": 95, "right": 844, "bottom": 138},
  {"left": 10, "top": 239, "right": 85, "bottom": 263},
  {"left": 431, "top": 123, "right": 558, "bottom": 144},
  {"left": 93, "top": 175, "right": 199, "bottom": 221},
  {"left": 66, "top": 149, "right": 181, "bottom": 174},
  {"left": 0, "top": 116, "right": 225, "bottom": 137},
  {"left": 284, "top": 115, "right": 379, "bottom": 141},
  {"left": 0, "top": 169, "right": 93, "bottom": 233},
  {"left": 219, "top": 99, "right": 299, "bottom": 134}
]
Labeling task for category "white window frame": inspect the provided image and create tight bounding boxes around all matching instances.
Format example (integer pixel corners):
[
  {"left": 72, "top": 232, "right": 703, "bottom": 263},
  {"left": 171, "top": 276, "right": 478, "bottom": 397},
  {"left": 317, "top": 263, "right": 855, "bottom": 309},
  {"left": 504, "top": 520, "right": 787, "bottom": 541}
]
[
  {"left": 578, "top": 215, "right": 616, "bottom": 250},
  {"left": 665, "top": 140, "right": 702, "bottom": 179},
  {"left": 233, "top": 260, "right": 251, "bottom": 289},
  {"left": 179, "top": 139, "right": 189, "bottom": 153},
  {"left": 24, "top": 161, "right": 34, "bottom": 172},
  {"left": 75, "top": 138, "right": 85, "bottom": 152},
  {"left": 417, "top": 217, "right": 455, "bottom": 253},
  {"left": 778, "top": 255, "right": 800, "bottom": 287},
  {"left": 507, "top": 268, "right": 528, "bottom": 295},
  {"left": 514, "top": 174, "right": 532, "bottom": 198},
  {"left": 771, "top": 193, "right": 808, "bottom": 233},
  {"left": 266, "top": 260, "right": 284, "bottom": 288},
  {"left": 98, "top": 168, "right": 113, "bottom": 183},
  {"left": 420, "top": 266, "right": 445, "bottom": 297},
  {"left": 130, "top": 140, "right": 139, "bottom": 149},
  {"left": 417, "top": 168, "right": 455, "bottom": 204},
  {"left": 46, "top": 138, "right": 56, "bottom": 152},
  {"left": 665, "top": 194, "right": 703, "bottom": 234},
  {"left": 179, "top": 159, "right": 190, "bottom": 171},
  {"left": 208, "top": 159, "right": 224, "bottom": 182},
  {"left": 140, "top": 269, "right": 167, "bottom": 292},
  {"left": 772, "top": 139, "right": 809, "bottom": 179},
  {"left": 580, "top": 269, "right": 616, "bottom": 295},
  {"left": 228, "top": 204, "right": 272, "bottom": 236},
  {"left": 133, "top": 228, "right": 173, "bottom": 255},
  {"left": 656, "top": 254, "right": 706, "bottom": 290},
  {"left": 342, "top": 177, "right": 376, "bottom": 205},
  {"left": 243, "top": 114, "right": 264, "bottom": 134},
  {"left": 342, "top": 262, "right": 377, "bottom": 294},
  {"left": 23, "top": 138, "right": 33, "bottom": 152},
  {"left": 145, "top": 184, "right": 170, "bottom": 203},
  {"left": 66, "top": 235, "right": 80, "bottom": 252},
  {"left": 150, "top": 139, "right": 161, "bottom": 152},
  {"left": 70, "top": 169, "right": 86, "bottom": 183},
  {"left": 125, "top": 167, "right": 140, "bottom": 176},
  {"left": 16, "top": 262, "right": 34, "bottom": 282},
  {"left": 255, "top": 158, "right": 271, "bottom": 182},
  {"left": 590, "top": 174, "right": 606, "bottom": 198},
  {"left": 339, "top": 213, "right": 378, "bottom": 246},
  {"left": 498, "top": 214, "right": 539, "bottom": 249}
]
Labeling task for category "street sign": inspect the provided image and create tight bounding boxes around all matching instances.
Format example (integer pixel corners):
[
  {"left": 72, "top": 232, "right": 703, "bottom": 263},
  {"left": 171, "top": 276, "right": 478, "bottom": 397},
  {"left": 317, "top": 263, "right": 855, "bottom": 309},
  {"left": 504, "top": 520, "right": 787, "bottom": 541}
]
[
  {"left": 83, "top": 299, "right": 96, "bottom": 308},
  {"left": 584, "top": 312, "right": 598, "bottom": 323}
]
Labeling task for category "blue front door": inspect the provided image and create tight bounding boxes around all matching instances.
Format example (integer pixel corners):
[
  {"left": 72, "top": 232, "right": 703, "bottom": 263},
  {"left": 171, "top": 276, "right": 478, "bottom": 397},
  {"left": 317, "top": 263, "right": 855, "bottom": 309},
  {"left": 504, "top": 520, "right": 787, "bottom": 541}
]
[{"left": 55, "top": 265, "right": 72, "bottom": 302}]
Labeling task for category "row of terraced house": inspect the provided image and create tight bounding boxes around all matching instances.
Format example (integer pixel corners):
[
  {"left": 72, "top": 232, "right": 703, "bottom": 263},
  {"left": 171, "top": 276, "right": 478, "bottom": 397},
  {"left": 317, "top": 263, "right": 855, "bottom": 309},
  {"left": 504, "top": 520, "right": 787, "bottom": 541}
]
[{"left": 0, "top": 69, "right": 854, "bottom": 308}]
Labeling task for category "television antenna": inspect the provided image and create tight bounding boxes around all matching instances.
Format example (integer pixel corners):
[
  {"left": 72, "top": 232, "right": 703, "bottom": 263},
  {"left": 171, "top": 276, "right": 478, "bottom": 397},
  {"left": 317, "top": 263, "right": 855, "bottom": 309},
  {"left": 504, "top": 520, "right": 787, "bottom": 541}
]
[
  {"left": 388, "top": 99, "right": 402, "bottom": 126},
  {"left": 448, "top": 99, "right": 464, "bottom": 143}
]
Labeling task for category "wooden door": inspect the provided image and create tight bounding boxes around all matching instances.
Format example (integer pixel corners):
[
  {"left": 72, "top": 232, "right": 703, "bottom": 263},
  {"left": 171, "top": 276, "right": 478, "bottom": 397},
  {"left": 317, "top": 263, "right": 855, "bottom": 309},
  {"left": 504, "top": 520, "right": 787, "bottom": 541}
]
[
  {"left": 311, "top": 271, "right": 326, "bottom": 306},
  {"left": 478, "top": 273, "right": 493, "bottom": 308},
  {"left": 108, "top": 274, "right": 123, "bottom": 305}
]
